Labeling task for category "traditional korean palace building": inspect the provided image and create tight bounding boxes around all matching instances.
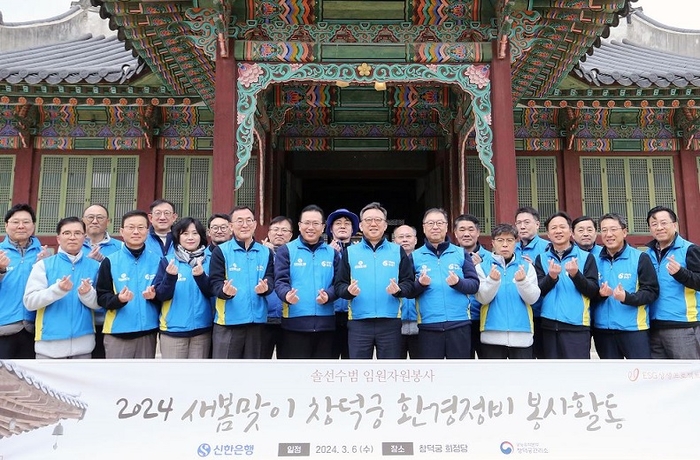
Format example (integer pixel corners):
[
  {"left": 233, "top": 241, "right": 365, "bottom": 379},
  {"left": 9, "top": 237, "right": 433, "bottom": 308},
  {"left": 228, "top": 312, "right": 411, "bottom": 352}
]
[{"left": 0, "top": 0, "right": 699, "bottom": 245}]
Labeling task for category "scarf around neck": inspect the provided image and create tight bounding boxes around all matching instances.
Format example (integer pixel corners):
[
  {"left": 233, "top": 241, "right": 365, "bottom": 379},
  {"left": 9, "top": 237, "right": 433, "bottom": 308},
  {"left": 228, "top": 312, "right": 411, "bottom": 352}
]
[{"left": 174, "top": 244, "right": 206, "bottom": 267}]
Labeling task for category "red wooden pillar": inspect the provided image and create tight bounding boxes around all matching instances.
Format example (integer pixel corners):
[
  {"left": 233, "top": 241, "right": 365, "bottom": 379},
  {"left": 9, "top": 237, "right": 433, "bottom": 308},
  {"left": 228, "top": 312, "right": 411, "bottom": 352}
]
[
  {"left": 16, "top": 146, "right": 36, "bottom": 205},
  {"left": 450, "top": 132, "right": 462, "bottom": 218},
  {"left": 212, "top": 38, "right": 237, "bottom": 214},
  {"left": 137, "top": 146, "right": 158, "bottom": 210},
  {"left": 678, "top": 149, "right": 700, "bottom": 242},
  {"left": 490, "top": 40, "right": 518, "bottom": 224},
  {"left": 561, "top": 149, "right": 583, "bottom": 217}
]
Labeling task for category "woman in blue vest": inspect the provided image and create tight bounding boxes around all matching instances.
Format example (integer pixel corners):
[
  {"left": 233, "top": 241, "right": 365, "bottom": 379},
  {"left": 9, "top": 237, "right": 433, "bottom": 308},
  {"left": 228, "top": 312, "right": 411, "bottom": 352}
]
[{"left": 153, "top": 217, "right": 213, "bottom": 359}]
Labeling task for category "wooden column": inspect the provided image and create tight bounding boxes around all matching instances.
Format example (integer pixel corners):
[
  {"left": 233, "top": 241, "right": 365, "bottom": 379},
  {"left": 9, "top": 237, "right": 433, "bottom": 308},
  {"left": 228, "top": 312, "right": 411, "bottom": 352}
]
[
  {"left": 678, "top": 149, "right": 700, "bottom": 242},
  {"left": 561, "top": 149, "right": 583, "bottom": 217},
  {"left": 490, "top": 40, "right": 518, "bottom": 224},
  {"left": 212, "top": 38, "right": 237, "bottom": 214},
  {"left": 450, "top": 133, "right": 462, "bottom": 218},
  {"left": 16, "top": 146, "right": 36, "bottom": 205},
  {"left": 137, "top": 146, "right": 158, "bottom": 210}
]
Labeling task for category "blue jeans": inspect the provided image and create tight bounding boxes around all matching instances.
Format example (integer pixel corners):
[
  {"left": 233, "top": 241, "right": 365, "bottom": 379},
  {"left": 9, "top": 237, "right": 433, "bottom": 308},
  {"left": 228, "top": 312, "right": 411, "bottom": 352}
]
[{"left": 347, "top": 318, "right": 401, "bottom": 359}]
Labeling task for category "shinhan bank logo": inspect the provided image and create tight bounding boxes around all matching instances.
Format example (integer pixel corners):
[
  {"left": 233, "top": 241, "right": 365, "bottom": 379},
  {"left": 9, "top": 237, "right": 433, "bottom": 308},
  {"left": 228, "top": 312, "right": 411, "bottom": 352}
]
[{"left": 500, "top": 442, "right": 514, "bottom": 455}]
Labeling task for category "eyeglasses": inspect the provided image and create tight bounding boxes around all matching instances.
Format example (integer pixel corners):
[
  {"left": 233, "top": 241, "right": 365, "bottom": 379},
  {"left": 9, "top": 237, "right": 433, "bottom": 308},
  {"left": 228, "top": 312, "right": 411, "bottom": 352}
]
[
  {"left": 362, "top": 217, "right": 385, "bottom": 224},
  {"left": 493, "top": 237, "right": 516, "bottom": 244},
  {"left": 151, "top": 210, "right": 173, "bottom": 218},
  {"left": 600, "top": 227, "right": 623, "bottom": 234},
  {"left": 209, "top": 225, "right": 230, "bottom": 232},
  {"left": 60, "top": 230, "right": 85, "bottom": 237},
  {"left": 269, "top": 227, "right": 292, "bottom": 233},
  {"left": 7, "top": 219, "right": 33, "bottom": 226},
  {"left": 84, "top": 215, "right": 107, "bottom": 222},
  {"left": 515, "top": 219, "right": 534, "bottom": 226},
  {"left": 649, "top": 221, "right": 674, "bottom": 229},
  {"left": 123, "top": 225, "right": 148, "bottom": 233},
  {"left": 300, "top": 221, "right": 323, "bottom": 227},
  {"left": 423, "top": 220, "right": 447, "bottom": 228},
  {"left": 233, "top": 218, "right": 255, "bottom": 226}
]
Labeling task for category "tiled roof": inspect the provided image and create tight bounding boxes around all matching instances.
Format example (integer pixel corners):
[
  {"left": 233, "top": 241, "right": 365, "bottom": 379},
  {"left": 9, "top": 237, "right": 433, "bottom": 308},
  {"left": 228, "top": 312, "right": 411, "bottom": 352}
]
[
  {"left": 574, "top": 39, "right": 700, "bottom": 88},
  {"left": 0, "top": 33, "right": 144, "bottom": 85},
  {"left": 0, "top": 360, "right": 87, "bottom": 438}
]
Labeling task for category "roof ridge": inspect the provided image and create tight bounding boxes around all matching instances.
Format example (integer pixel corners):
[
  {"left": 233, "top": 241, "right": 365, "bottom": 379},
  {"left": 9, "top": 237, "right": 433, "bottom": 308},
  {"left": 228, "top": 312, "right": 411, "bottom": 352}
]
[
  {"left": 632, "top": 8, "right": 700, "bottom": 34},
  {"left": 0, "top": 33, "right": 97, "bottom": 57},
  {"left": 616, "top": 39, "right": 700, "bottom": 65},
  {"left": 0, "top": 5, "right": 82, "bottom": 27}
]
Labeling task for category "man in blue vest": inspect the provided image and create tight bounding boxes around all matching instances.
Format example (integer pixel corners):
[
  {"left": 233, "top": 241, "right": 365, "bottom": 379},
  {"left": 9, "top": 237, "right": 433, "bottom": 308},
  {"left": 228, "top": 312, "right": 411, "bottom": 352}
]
[
  {"left": 261, "top": 215, "right": 293, "bottom": 359},
  {"left": 515, "top": 206, "right": 549, "bottom": 358},
  {"left": 274, "top": 205, "right": 339, "bottom": 358},
  {"left": 327, "top": 208, "right": 360, "bottom": 359},
  {"left": 645, "top": 206, "right": 700, "bottom": 359},
  {"left": 24, "top": 217, "right": 101, "bottom": 358},
  {"left": 82, "top": 203, "right": 122, "bottom": 359},
  {"left": 475, "top": 224, "right": 540, "bottom": 359},
  {"left": 535, "top": 212, "right": 599, "bottom": 359},
  {"left": 412, "top": 208, "right": 480, "bottom": 358},
  {"left": 334, "top": 202, "right": 414, "bottom": 359},
  {"left": 146, "top": 199, "right": 177, "bottom": 257},
  {"left": 209, "top": 206, "right": 273, "bottom": 358},
  {"left": 572, "top": 215, "right": 602, "bottom": 256},
  {"left": 0, "top": 204, "right": 50, "bottom": 359},
  {"left": 592, "top": 213, "right": 659, "bottom": 359},
  {"left": 96, "top": 210, "right": 162, "bottom": 358},
  {"left": 453, "top": 213, "right": 492, "bottom": 358},
  {"left": 207, "top": 213, "right": 233, "bottom": 252},
  {"left": 393, "top": 224, "right": 419, "bottom": 358}
]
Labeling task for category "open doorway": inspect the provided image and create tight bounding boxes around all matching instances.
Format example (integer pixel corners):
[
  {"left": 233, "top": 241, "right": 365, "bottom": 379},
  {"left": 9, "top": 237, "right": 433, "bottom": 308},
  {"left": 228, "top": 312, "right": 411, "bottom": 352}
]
[{"left": 300, "top": 177, "right": 423, "bottom": 231}]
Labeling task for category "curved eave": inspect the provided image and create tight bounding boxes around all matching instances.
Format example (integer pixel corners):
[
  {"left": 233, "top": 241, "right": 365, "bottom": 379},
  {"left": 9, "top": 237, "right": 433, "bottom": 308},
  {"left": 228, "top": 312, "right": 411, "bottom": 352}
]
[
  {"left": 574, "top": 39, "right": 700, "bottom": 89},
  {"left": 0, "top": 34, "right": 146, "bottom": 85}
]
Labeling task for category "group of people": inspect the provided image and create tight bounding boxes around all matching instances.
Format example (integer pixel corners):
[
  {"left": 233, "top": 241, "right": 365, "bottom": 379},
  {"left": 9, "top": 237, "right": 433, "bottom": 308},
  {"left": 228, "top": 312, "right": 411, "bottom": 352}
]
[{"left": 0, "top": 199, "right": 697, "bottom": 361}]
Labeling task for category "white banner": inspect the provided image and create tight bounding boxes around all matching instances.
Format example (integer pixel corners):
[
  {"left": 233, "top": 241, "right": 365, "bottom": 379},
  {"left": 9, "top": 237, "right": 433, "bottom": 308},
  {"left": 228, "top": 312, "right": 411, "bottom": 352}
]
[{"left": 1, "top": 359, "right": 698, "bottom": 459}]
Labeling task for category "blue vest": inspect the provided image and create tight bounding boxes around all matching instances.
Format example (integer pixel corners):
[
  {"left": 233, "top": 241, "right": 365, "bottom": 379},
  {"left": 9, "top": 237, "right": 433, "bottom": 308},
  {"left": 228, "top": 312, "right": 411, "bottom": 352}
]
[
  {"left": 593, "top": 245, "right": 649, "bottom": 331},
  {"left": 516, "top": 235, "right": 549, "bottom": 316},
  {"left": 538, "top": 245, "right": 592, "bottom": 326},
  {"left": 103, "top": 245, "right": 161, "bottom": 334},
  {"left": 146, "top": 230, "right": 174, "bottom": 257},
  {"left": 0, "top": 237, "right": 42, "bottom": 325},
  {"left": 346, "top": 239, "right": 403, "bottom": 320},
  {"left": 479, "top": 254, "right": 534, "bottom": 333},
  {"left": 160, "top": 256, "right": 213, "bottom": 333},
  {"left": 646, "top": 235, "right": 700, "bottom": 322},
  {"left": 213, "top": 240, "right": 269, "bottom": 325},
  {"left": 81, "top": 236, "right": 122, "bottom": 258},
  {"left": 35, "top": 253, "right": 100, "bottom": 340},
  {"left": 401, "top": 298, "right": 417, "bottom": 322},
  {"left": 412, "top": 243, "right": 471, "bottom": 324},
  {"left": 282, "top": 239, "right": 335, "bottom": 319}
]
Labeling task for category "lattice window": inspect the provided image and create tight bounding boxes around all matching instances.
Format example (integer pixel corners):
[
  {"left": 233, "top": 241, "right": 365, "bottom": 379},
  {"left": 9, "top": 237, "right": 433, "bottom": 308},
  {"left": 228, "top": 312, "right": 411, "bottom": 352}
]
[
  {"left": 36, "top": 155, "right": 138, "bottom": 235},
  {"left": 466, "top": 156, "right": 495, "bottom": 233},
  {"left": 236, "top": 156, "right": 257, "bottom": 210},
  {"left": 465, "top": 156, "right": 557, "bottom": 232},
  {"left": 0, "top": 155, "right": 15, "bottom": 222},
  {"left": 163, "top": 155, "right": 212, "bottom": 223},
  {"left": 516, "top": 156, "right": 558, "bottom": 231},
  {"left": 581, "top": 156, "right": 676, "bottom": 234}
]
